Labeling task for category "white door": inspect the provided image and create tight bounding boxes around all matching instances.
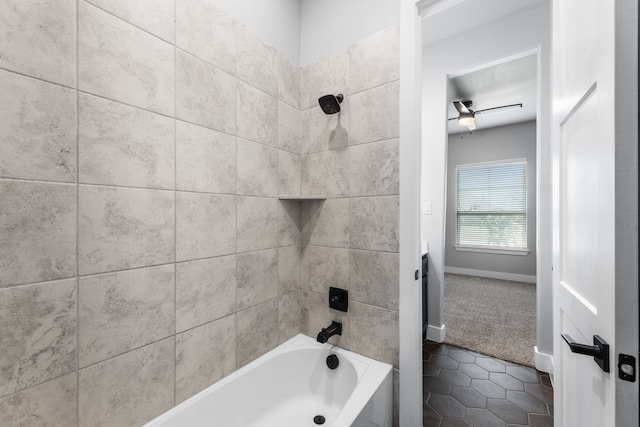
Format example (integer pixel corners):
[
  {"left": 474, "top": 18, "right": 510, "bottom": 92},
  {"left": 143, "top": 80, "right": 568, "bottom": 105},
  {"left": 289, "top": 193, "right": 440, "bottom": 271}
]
[{"left": 551, "top": 0, "right": 617, "bottom": 425}]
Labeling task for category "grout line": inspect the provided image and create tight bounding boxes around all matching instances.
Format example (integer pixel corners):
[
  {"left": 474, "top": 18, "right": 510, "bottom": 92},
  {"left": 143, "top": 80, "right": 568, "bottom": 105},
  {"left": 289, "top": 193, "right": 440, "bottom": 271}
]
[
  {"left": 0, "top": 66, "right": 77, "bottom": 91},
  {"left": 172, "top": 0, "right": 178, "bottom": 405},
  {"left": 82, "top": 1, "right": 174, "bottom": 45},
  {"left": 75, "top": 0, "right": 81, "bottom": 423}
]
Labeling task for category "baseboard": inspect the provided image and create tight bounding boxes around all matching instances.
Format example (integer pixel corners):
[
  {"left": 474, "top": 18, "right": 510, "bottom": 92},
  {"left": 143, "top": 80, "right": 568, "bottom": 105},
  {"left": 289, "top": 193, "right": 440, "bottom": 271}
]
[
  {"left": 444, "top": 266, "right": 537, "bottom": 284},
  {"left": 534, "top": 346, "right": 554, "bottom": 374},
  {"left": 426, "top": 324, "right": 446, "bottom": 342}
]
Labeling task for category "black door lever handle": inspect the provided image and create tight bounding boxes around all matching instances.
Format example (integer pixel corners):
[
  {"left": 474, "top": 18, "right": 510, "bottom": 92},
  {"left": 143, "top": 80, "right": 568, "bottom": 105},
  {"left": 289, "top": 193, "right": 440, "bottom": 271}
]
[{"left": 561, "top": 334, "right": 610, "bottom": 373}]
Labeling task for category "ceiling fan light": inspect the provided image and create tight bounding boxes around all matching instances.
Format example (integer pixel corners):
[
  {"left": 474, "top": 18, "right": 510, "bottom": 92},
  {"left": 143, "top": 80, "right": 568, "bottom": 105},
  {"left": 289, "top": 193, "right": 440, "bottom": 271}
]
[{"left": 458, "top": 112, "right": 475, "bottom": 126}]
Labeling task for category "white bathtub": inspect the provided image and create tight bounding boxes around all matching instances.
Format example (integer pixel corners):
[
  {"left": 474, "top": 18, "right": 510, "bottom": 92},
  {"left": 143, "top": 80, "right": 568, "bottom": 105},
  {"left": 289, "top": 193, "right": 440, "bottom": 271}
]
[{"left": 144, "top": 334, "right": 393, "bottom": 427}]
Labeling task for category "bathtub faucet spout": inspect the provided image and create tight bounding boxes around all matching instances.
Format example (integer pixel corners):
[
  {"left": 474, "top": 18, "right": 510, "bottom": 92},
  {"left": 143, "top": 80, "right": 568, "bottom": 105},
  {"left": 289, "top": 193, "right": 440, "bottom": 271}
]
[{"left": 317, "top": 321, "right": 342, "bottom": 343}]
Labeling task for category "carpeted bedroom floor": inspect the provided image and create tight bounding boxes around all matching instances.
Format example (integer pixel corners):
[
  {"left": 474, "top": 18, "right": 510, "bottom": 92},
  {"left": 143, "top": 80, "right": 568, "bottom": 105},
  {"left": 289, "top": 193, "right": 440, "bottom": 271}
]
[{"left": 444, "top": 273, "right": 536, "bottom": 367}]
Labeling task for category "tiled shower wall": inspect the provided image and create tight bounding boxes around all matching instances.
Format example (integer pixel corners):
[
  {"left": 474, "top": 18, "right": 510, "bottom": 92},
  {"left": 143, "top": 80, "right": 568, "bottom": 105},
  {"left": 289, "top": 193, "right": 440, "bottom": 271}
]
[
  {"left": 0, "top": 0, "right": 400, "bottom": 425},
  {"left": 298, "top": 25, "right": 401, "bottom": 418},
  {"left": 0, "top": 1, "right": 303, "bottom": 425}
]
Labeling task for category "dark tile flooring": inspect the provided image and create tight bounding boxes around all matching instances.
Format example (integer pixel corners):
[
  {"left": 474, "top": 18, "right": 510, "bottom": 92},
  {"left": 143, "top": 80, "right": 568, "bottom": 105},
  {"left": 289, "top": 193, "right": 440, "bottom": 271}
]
[{"left": 423, "top": 342, "right": 554, "bottom": 427}]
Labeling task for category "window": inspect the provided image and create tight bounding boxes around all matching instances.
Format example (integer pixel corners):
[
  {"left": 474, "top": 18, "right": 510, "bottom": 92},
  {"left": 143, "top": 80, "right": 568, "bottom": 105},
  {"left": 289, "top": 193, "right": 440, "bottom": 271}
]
[{"left": 455, "top": 160, "right": 527, "bottom": 253}]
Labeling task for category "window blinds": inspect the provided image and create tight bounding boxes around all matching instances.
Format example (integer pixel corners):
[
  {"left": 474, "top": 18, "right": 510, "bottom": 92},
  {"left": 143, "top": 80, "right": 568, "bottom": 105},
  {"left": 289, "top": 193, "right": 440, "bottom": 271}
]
[{"left": 456, "top": 161, "right": 527, "bottom": 249}]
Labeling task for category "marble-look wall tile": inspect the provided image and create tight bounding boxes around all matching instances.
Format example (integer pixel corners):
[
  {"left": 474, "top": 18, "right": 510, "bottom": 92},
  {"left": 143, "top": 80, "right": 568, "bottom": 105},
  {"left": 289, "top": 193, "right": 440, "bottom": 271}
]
[
  {"left": 350, "top": 250, "right": 399, "bottom": 310},
  {"left": 301, "top": 149, "right": 349, "bottom": 197},
  {"left": 348, "top": 26, "right": 399, "bottom": 94},
  {"left": 0, "top": 0, "right": 75, "bottom": 87},
  {"left": 278, "top": 200, "right": 302, "bottom": 247},
  {"left": 79, "top": 265, "right": 175, "bottom": 367},
  {"left": 176, "top": 315, "right": 236, "bottom": 403},
  {"left": 79, "top": 339, "right": 174, "bottom": 427},
  {"left": 236, "top": 299, "right": 279, "bottom": 367},
  {"left": 176, "top": 121, "right": 236, "bottom": 194},
  {"left": 301, "top": 50, "right": 348, "bottom": 111},
  {"left": 79, "top": 3, "right": 174, "bottom": 116},
  {"left": 79, "top": 186, "right": 174, "bottom": 275},
  {"left": 0, "top": 181, "right": 76, "bottom": 287},
  {"left": 237, "top": 24, "right": 278, "bottom": 97},
  {"left": 87, "top": 0, "right": 175, "bottom": 43},
  {"left": 302, "top": 102, "right": 349, "bottom": 154},
  {"left": 176, "top": 255, "right": 236, "bottom": 333},
  {"left": 350, "top": 139, "right": 399, "bottom": 196},
  {"left": 349, "top": 82, "right": 399, "bottom": 145},
  {"left": 308, "top": 246, "right": 349, "bottom": 294},
  {"left": 349, "top": 302, "right": 399, "bottom": 367},
  {"left": 0, "top": 373, "right": 77, "bottom": 427},
  {"left": 237, "top": 82, "right": 278, "bottom": 147},
  {"left": 300, "top": 245, "right": 310, "bottom": 290},
  {"left": 279, "top": 246, "right": 301, "bottom": 295},
  {"left": 79, "top": 94, "right": 175, "bottom": 190},
  {"left": 176, "top": 192, "right": 236, "bottom": 261},
  {"left": 0, "top": 71, "right": 76, "bottom": 182},
  {"left": 279, "top": 52, "right": 300, "bottom": 109},
  {"left": 308, "top": 199, "right": 349, "bottom": 248},
  {"left": 176, "top": 0, "right": 236, "bottom": 75},
  {"left": 236, "top": 249, "right": 278, "bottom": 311},
  {"left": 279, "top": 150, "right": 301, "bottom": 196},
  {"left": 237, "top": 197, "right": 278, "bottom": 252},
  {"left": 278, "top": 290, "right": 302, "bottom": 344},
  {"left": 176, "top": 50, "right": 237, "bottom": 134},
  {"left": 350, "top": 196, "right": 399, "bottom": 252},
  {"left": 302, "top": 290, "right": 349, "bottom": 348},
  {"left": 278, "top": 101, "right": 302, "bottom": 154},
  {"left": 0, "top": 280, "right": 76, "bottom": 396},
  {"left": 237, "top": 139, "right": 278, "bottom": 197}
]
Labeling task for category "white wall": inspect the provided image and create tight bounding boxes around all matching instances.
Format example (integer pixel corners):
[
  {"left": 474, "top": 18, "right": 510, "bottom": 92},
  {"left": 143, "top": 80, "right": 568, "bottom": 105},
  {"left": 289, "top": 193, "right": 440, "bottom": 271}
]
[
  {"left": 421, "top": 2, "right": 553, "bottom": 364},
  {"left": 445, "top": 121, "right": 537, "bottom": 277},
  {"left": 300, "top": 0, "right": 399, "bottom": 66},
  {"left": 212, "top": 0, "right": 301, "bottom": 63}
]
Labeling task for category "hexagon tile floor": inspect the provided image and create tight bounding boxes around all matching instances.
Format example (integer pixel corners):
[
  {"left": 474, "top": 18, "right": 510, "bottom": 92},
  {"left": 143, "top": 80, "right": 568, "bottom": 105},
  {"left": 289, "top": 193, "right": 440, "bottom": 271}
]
[{"left": 423, "top": 341, "right": 554, "bottom": 427}]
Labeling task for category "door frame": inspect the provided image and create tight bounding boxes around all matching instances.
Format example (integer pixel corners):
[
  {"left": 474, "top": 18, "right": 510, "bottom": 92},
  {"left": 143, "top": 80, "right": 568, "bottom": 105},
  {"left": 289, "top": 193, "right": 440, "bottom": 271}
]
[
  {"left": 399, "top": 0, "right": 639, "bottom": 425},
  {"left": 613, "top": 0, "right": 639, "bottom": 424}
]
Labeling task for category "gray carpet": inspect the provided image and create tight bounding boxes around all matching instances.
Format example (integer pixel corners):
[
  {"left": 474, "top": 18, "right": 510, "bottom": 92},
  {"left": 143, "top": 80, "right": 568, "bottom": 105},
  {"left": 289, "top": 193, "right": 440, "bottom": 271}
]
[{"left": 444, "top": 273, "right": 536, "bottom": 367}]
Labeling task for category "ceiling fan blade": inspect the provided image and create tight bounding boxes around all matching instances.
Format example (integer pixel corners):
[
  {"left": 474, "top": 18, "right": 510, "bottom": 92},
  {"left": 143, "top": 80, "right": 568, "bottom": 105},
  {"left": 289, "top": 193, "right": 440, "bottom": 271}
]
[
  {"left": 474, "top": 103, "right": 523, "bottom": 116},
  {"left": 448, "top": 117, "right": 458, "bottom": 121},
  {"left": 453, "top": 101, "right": 470, "bottom": 114}
]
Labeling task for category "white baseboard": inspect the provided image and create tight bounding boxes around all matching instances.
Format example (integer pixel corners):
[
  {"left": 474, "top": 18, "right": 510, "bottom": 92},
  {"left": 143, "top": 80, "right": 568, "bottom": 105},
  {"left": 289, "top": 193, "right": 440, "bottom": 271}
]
[
  {"left": 426, "top": 324, "right": 446, "bottom": 342},
  {"left": 444, "top": 266, "right": 537, "bottom": 284},
  {"left": 534, "top": 346, "right": 554, "bottom": 374}
]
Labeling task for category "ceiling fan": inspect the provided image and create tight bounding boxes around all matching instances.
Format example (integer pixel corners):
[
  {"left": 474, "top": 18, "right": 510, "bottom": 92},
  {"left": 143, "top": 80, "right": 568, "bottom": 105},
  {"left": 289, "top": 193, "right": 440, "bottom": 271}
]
[{"left": 448, "top": 100, "right": 523, "bottom": 131}]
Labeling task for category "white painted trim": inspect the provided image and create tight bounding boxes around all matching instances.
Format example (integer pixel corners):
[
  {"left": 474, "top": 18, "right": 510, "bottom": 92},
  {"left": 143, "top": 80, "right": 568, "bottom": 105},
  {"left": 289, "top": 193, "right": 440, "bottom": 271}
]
[
  {"left": 444, "top": 266, "right": 536, "bottom": 284},
  {"left": 534, "top": 346, "right": 553, "bottom": 374},
  {"left": 398, "top": 1, "right": 423, "bottom": 426},
  {"left": 453, "top": 245, "right": 530, "bottom": 256},
  {"left": 426, "top": 324, "right": 446, "bottom": 343}
]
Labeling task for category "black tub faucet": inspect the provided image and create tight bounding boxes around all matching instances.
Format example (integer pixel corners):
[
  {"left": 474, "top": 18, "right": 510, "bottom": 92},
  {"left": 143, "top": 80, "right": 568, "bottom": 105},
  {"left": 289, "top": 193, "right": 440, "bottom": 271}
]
[{"left": 317, "top": 321, "right": 342, "bottom": 343}]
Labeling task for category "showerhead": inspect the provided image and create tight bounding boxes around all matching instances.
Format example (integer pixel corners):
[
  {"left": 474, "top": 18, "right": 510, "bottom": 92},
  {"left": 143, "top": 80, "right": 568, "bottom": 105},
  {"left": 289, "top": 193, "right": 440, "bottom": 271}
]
[{"left": 318, "top": 94, "right": 344, "bottom": 115}]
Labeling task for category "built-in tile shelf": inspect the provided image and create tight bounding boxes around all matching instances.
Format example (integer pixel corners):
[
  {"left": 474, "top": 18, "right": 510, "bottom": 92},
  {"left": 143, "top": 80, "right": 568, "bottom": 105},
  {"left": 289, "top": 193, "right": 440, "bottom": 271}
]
[{"left": 278, "top": 195, "right": 327, "bottom": 200}]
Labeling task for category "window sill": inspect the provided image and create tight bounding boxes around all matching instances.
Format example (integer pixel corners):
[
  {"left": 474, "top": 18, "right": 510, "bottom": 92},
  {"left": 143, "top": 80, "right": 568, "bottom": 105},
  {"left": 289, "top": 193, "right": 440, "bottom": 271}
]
[{"left": 454, "top": 245, "right": 530, "bottom": 256}]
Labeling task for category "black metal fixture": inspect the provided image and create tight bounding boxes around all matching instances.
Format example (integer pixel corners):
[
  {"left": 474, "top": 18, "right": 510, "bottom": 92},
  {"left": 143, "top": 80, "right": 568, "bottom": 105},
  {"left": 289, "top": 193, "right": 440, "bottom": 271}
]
[
  {"left": 329, "top": 287, "right": 348, "bottom": 312},
  {"left": 326, "top": 354, "right": 339, "bottom": 370},
  {"left": 318, "top": 94, "right": 344, "bottom": 114},
  {"left": 561, "top": 334, "right": 610, "bottom": 372},
  {"left": 313, "top": 415, "right": 326, "bottom": 425},
  {"left": 316, "top": 321, "right": 342, "bottom": 343}
]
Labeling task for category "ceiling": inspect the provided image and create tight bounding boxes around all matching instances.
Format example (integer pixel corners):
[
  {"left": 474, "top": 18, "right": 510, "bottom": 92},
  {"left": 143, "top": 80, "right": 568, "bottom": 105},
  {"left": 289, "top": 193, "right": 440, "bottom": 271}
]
[
  {"left": 447, "top": 52, "right": 537, "bottom": 134},
  {"left": 421, "top": 0, "right": 545, "bottom": 46},
  {"left": 420, "top": 0, "right": 543, "bottom": 134}
]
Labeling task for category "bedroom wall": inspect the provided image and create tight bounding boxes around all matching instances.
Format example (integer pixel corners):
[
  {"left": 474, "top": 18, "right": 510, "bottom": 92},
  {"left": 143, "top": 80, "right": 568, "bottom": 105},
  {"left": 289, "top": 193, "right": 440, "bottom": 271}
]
[{"left": 444, "top": 121, "right": 537, "bottom": 279}]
